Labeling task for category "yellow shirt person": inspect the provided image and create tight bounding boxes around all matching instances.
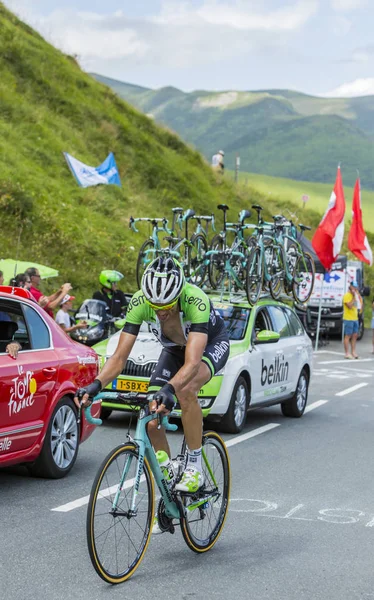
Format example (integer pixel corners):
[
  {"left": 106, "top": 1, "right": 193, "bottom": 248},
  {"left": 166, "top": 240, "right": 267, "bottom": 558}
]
[{"left": 343, "top": 281, "right": 362, "bottom": 359}]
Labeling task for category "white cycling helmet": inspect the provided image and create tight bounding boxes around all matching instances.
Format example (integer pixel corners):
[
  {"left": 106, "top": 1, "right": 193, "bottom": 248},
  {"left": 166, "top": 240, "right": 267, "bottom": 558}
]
[{"left": 141, "top": 257, "right": 185, "bottom": 305}]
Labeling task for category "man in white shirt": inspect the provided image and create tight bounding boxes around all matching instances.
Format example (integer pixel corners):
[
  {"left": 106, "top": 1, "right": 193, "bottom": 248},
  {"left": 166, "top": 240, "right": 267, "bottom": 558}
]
[
  {"left": 55, "top": 294, "right": 88, "bottom": 334},
  {"left": 211, "top": 150, "right": 224, "bottom": 173}
]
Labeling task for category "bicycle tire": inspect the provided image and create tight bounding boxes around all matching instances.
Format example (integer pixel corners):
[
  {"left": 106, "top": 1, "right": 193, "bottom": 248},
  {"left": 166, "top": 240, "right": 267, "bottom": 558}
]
[
  {"left": 268, "top": 245, "right": 283, "bottom": 300},
  {"left": 188, "top": 233, "right": 208, "bottom": 287},
  {"left": 208, "top": 234, "right": 225, "bottom": 289},
  {"left": 292, "top": 252, "right": 315, "bottom": 303},
  {"left": 245, "top": 246, "right": 263, "bottom": 306},
  {"left": 284, "top": 241, "right": 299, "bottom": 295},
  {"left": 136, "top": 239, "right": 157, "bottom": 288},
  {"left": 180, "top": 431, "right": 230, "bottom": 553},
  {"left": 87, "top": 443, "right": 154, "bottom": 584}
]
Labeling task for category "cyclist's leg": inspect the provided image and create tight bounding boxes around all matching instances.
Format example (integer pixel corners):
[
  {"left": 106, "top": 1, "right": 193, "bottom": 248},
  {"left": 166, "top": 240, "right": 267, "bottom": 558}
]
[{"left": 147, "top": 348, "right": 184, "bottom": 456}]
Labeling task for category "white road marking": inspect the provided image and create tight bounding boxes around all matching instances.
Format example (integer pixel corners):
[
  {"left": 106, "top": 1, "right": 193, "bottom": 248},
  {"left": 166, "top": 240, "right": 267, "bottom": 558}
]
[
  {"left": 305, "top": 400, "right": 328, "bottom": 413},
  {"left": 336, "top": 383, "right": 368, "bottom": 397},
  {"left": 52, "top": 403, "right": 332, "bottom": 513},
  {"left": 314, "top": 350, "right": 344, "bottom": 356},
  {"left": 225, "top": 424, "right": 280, "bottom": 448}
]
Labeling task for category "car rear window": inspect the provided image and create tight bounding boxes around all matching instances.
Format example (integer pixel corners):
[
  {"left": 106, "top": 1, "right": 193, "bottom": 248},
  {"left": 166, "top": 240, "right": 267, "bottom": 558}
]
[{"left": 216, "top": 306, "right": 250, "bottom": 340}]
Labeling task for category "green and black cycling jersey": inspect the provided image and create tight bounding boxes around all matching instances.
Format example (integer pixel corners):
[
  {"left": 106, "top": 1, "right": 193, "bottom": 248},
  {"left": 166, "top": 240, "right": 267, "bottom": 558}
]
[{"left": 123, "top": 282, "right": 226, "bottom": 347}]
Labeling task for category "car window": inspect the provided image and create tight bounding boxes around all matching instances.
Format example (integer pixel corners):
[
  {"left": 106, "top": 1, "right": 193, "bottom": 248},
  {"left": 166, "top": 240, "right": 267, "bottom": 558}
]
[
  {"left": 267, "top": 305, "right": 292, "bottom": 338},
  {"left": 285, "top": 308, "right": 304, "bottom": 336},
  {"left": 23, "top": 304, "right": 51, "bottom": 349},
  {"left": 0, "top": 300, "right": 30, "bottom": 352},
  {"left": 254, "top": 309, "right": 270, "bottom": 335},
  {"left": 216, "top": 306, "right": 250, "bottom": 340}
]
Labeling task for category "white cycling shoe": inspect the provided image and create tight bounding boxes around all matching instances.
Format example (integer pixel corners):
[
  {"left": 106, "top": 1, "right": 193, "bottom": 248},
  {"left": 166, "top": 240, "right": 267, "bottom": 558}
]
[{"left": 175, "top": 467, "right": 204, "bottom": 493}]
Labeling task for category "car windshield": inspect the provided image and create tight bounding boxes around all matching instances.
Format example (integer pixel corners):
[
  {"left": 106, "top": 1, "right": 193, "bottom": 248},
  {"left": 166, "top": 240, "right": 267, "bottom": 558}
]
[
  {"left": 75, "top": 299, "right": 108, "bottom": 322},
  {"left": 216, "top": 306, "right": 250, "bottom": 340}
]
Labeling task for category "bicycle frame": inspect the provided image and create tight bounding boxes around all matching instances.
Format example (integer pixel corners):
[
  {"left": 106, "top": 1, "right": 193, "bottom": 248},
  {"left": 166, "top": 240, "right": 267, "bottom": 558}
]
[{"left": 110, "top": 406, "right": 220, "bottom": 521}]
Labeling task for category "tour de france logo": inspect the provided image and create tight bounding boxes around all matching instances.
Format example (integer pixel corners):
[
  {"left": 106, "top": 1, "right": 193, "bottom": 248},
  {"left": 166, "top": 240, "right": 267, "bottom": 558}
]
[{"left": 8, "top": 365, "right": 38, "bottom": 417}]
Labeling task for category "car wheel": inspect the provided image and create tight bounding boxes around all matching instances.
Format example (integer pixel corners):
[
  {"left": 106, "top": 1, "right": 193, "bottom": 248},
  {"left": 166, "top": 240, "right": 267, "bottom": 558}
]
[
  {"left": 30, "top": 397, "right": 79, "bottom": 478},
  {"left": 220, "top": 376, "right": 249, "bottom": 434},
  {"left": 100, "top": 407, "right": 112, "bottom": 420},
  {"left": 281, "top": 369, "right": 309, "bottom": 418}
]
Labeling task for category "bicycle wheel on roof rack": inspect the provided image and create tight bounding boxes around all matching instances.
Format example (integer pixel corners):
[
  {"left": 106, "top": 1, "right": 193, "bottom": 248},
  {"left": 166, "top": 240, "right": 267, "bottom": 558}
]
[
  {"left": 267, "top": 245, "right": 283, "bottom": 300},
  {"left": 188, "top": 233, "right": 208, "bottom": 287},
  {"left": 245, "top": 246, "right": 263, "bottom": 306},
  {"left": 136, "top": 240, "right": 157, "bottom": 288},
  {"left": 292, "top": 252, "right": 315, "bottom": 303},
  {"left": 208, "top": 235, "right": 225, "bottom": 290}
]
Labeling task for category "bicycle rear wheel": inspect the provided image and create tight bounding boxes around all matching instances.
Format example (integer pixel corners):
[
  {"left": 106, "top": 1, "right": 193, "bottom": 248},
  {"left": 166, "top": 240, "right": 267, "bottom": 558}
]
[
  {"left": 292, "top": 252, "right": 315, "bottom": 303},
  {"left": 245, "top": 246, "right": 263, "bottom": 306},
  {"left": 136, "top": 240, "right": 157, "bottom": 288},
  {"left": 208, "top": 235, "right": 225, "bottom": 289},
  {"left": 188, "top": 233, "right": 208, "bottom": 287},
  {"left": 87, "top": 443, "right": 154, "bottom": 584},
  {"left": 181, "top": 431, "right": 230, "bottom": 553},
  {"left": 268, "top": 245, "right": 283, "bottom": 300}
]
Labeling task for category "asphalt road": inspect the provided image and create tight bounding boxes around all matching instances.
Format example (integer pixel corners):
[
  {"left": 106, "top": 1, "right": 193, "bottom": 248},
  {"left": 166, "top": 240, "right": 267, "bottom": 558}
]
[{"left": 1, "top": 337, "right": 374, "bottom": 600}]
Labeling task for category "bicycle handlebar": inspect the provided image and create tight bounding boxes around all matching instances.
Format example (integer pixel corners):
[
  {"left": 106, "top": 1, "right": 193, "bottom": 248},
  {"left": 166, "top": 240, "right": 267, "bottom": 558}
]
[{"left": 83, "top": 404, "right": 102, "bottom": 426}]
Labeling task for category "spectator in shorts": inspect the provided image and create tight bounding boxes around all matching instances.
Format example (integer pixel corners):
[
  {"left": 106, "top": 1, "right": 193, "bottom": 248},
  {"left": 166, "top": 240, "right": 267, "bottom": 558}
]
[
  {"left": 211, "top": 150, "right": 225, "bottom": 174},
  {"left": 343, "top": 281, "right": 362, "bottom": 359},
  {"left": 55, "top": 294, "right": 88, "bottom": 335},
  {"left": 26, "top": 267, "right": 72, "bottom": 318}
]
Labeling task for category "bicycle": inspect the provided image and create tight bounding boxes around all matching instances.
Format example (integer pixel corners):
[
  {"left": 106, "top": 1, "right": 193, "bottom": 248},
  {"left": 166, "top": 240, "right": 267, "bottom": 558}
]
[
  {"left": 190, "top": 213, "right": 216, "bottom": 241},
  {"left": 85, "top": 392, "right": 230, "bottom": 584},
  {"left": 163, "top": 209, "right": 208, "bottom": 287},
  {"left": 207, "top": 204, "right": 253, "bottom": 296},
  {"left": 130, "top": 216, "right": 171, "bottom": 288}
]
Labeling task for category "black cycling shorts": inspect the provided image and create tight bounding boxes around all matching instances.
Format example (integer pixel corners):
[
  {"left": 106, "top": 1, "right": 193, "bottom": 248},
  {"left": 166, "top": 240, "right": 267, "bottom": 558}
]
[{"left": 148, "top": 332, "right": 230, "bottom": 392}]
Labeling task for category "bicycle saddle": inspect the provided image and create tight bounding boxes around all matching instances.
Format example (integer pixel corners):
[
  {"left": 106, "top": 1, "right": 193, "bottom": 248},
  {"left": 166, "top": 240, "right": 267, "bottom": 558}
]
[
  {"left": 184, "top": 208, "right": 195, "bottom": 220},
  {"left": 299, "top": 223, "right": 311, "bottom": 231},
  {"left": 217, "top": 204, "right": 229, "bottom": 211},
  {"left": 172, "top": 207, "right": 184, "bottom": 213},
  {"left": 272, "top": 214, "right": 284, "bottom": 221},
  {"left": 251, "top": 204, "right": 263, "bottom": 211},
  {"left": 239, "top": 209, "right": 251, "bottom": 223}
]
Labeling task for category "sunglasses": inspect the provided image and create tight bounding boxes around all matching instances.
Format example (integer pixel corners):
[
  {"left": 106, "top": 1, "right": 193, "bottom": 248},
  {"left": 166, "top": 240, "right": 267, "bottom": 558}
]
[{"left": 146, "top": 299, "right": 178, "bottom": 312}]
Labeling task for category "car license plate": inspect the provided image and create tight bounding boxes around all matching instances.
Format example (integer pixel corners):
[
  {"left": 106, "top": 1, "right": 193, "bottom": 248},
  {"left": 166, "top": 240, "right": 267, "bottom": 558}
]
[
  {"left": 325, "top": 321, "right": 335, "bottom": 328},
  {"left": 114, "top": 379, "right": 149, "bottom": 393}
]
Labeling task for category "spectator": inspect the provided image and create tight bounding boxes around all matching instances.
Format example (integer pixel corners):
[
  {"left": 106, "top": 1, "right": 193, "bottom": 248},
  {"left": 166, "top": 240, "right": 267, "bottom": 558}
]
[
  {"left": 211, "top": 150, "right": 225, "bottom": 174},
  {"left": 93, "top": 271, "right": 127, "bottom": 318},
  {"left": 343, "top": 281, "right": 362, "bottom": 359},
  {"left": 9, "top": 273, "right": 32, "bottom": 291},
  {"left": 55, "top": 294, "right": 88, "bottom": 335},
  {"left": 0, "top": 271, "right": 4, "bottom": 285},
  {"left": 26, "top": 267, "right": 72, "bottom": 318}
]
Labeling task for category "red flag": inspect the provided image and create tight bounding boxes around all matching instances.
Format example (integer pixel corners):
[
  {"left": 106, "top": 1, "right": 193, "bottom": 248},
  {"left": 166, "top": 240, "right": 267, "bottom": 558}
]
[
  {"left": 312, "top": 166, "right": 345, "bottom": 270},
  {"left": 348, "top": 178, "right": 373, "bottom": 266}
]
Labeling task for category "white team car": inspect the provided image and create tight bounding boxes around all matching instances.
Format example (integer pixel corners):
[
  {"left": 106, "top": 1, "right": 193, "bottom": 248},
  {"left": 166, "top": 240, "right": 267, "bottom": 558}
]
[{"left": 93, "top": 296, "right": 313, "bottom": 434}]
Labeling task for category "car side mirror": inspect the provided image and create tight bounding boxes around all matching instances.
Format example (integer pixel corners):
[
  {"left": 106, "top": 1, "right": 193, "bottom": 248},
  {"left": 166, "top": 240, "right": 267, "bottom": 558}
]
[
  {"left": 254, "top": 330, "right": 280, "bottom": 344},
  {"left": 361, "top": 286, "right": 371, "bottom": 297}
]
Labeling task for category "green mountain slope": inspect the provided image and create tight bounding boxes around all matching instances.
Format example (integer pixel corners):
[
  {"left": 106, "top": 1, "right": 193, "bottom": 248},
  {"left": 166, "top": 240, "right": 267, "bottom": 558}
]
[
  {"left": 0, "top": 4, "right": 250, "bottom": 299},
  {"left": 92, "top": 75, "right": 374, "bottom": 189}
]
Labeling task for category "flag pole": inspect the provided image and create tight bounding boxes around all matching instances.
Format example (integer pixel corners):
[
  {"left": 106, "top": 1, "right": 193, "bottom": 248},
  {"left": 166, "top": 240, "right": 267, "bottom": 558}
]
[{"left": 314, "top": 271, "right": 325, "bottom": 351}]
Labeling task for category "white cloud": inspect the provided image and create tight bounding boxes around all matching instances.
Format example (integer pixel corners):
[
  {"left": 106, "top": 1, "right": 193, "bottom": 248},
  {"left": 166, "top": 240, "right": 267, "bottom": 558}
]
[
  {"left": 321, "top": 78, "right": 374, "bottom": 97},
  {"left": 330, "top": 0, "right": 368, "bottom": 12},
  {"left": 3, "top": 0, "right": 318, "bottom": 70}
]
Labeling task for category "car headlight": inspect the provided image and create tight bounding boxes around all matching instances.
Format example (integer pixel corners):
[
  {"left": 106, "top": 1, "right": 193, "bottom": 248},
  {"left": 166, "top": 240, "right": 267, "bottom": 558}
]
[{"left": 199, "top": 397, "right": 214, "bottom": 408}]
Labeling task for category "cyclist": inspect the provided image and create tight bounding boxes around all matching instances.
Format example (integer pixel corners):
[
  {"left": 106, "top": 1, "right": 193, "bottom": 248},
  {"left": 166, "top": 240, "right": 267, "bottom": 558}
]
[
  {"left": 93, "top": 270, "right": 128, "bottom": 318},
  {"left": 75, "top": 257, "right": 230, "bottom": 493}
]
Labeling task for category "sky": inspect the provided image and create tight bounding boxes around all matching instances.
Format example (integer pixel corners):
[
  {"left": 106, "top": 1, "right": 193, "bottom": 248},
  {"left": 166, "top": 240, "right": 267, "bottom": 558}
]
[{"left": 3, "top": 0, "right": 374, "bottom": 97}]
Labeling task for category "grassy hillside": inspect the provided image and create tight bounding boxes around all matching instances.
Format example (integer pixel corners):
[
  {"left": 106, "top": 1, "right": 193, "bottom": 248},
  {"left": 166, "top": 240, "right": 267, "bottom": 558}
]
[
  {"left": 93, "top": 74, "right": 374, "bottom": 190},
  {"left": 0, "top": 3, "right": 252, "bottom": 301}
]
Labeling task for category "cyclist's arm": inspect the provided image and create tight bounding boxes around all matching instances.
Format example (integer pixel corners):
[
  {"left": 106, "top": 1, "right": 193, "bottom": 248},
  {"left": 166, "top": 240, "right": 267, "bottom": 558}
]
[
  {"left": 97, "top": 331, "right": 137, "bottom": 389},
  {"left": 169, "top": 331, "right": 208, "bottom": 393}
]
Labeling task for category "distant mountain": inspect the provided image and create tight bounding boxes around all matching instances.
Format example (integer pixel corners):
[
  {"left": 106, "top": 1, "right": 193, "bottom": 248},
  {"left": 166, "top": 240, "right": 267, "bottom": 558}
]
[{"left": 90, "top": 74, "right": 374, "bottom": 189}]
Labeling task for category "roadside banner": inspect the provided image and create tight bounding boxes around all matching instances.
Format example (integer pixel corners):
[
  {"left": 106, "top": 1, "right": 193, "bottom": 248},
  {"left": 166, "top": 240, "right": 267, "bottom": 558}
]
[{"left": 63, "top": 152, "right": 121, "bottom": 188}]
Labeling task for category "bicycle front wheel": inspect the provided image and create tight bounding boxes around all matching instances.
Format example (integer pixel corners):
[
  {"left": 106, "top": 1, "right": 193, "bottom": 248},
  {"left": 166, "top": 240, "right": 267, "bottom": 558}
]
[
  {"left": 188, "top": 233, "right": 208, "bottom": 287},
  {"left": 245, "top": 246, "right": 263, "bottom": 306},
  {"left": 292, "top": 252, "right": 315, "bottom": 303},
  {"left": 136, "top": 240, "right": 157, "bottom": 288},
  {"left": 181, "top": 431, "right": 230, "bottom": 553},
  {"left": 87, "top": 443, "right": 154, "bottom": 584},
  {"left": 208, "top": 235, "right": 225, "bottom": 289}
]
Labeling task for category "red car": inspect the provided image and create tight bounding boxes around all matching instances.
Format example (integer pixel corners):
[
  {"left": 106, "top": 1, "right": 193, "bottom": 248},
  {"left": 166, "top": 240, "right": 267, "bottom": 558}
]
[{"left": 0, "top": 287, "right": 101, "bottom": 478}]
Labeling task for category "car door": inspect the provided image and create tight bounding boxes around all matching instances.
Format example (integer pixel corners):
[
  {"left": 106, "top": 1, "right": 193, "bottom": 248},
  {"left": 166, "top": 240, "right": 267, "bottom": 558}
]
[
  {"left": 265, "top": 305, "right": 297, "bottom": 397},
  {"left": 249, "top": 306, "right": 278, "bottom": 404},
  {"left": 0, "top": 299, "right": 59, "bottom": 455}
]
